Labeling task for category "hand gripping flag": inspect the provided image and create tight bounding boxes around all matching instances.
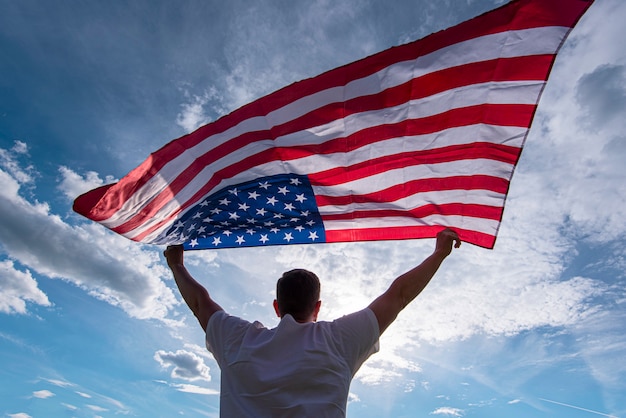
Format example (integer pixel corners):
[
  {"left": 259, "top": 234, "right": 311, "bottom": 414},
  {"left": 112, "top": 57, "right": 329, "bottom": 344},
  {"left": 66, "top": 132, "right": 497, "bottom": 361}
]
[{"left": 74, "top": 0, "right": 594, "bottom": 250}]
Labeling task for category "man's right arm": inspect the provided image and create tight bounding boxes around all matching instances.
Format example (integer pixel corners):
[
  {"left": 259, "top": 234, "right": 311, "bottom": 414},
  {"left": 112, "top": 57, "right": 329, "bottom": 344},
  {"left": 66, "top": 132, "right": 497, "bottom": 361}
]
[
  {"left": 164, "top": 245, "right": 223, "bottom": 330},
  {"left": 368, "top": 228, "right": 460, "bottom": 335}
]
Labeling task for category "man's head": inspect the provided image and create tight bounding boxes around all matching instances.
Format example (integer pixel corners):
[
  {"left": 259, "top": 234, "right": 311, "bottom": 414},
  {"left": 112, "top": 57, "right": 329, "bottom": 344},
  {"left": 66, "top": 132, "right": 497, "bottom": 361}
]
[{"left": 273, "top": 269, "right": 321, "bottom": 323}]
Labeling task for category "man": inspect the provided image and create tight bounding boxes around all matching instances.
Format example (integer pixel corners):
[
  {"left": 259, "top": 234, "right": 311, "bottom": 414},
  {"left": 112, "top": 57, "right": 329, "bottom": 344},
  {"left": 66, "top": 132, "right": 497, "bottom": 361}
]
[{"left": 164, "top": 228, "right": 460, "bottom": 417}]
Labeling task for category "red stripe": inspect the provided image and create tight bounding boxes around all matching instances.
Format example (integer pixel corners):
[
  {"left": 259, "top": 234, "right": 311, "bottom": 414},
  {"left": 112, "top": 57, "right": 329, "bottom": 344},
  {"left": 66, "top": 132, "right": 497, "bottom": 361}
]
[
  {"left": 315, "top": 175, "right": 509, "bottom": 207},
  {"left": 309, "top": 142, "right": 521, "bottom": 188},
  {"left": 324, "top": 225, "right": 497, "bottom": 249},
  {"left": 116, "top": 104, "right": 527, "bottom": 237},
  {"left": 321, "top": 203, "right": 503, "bottom": 222}
]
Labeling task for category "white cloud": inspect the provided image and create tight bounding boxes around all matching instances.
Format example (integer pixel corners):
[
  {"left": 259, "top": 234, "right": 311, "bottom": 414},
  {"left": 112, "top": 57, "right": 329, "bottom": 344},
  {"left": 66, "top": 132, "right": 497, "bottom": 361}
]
[
  {"left": 42, "top": 378, "right": 75, "bottom": 388},
  {"left": 154, "top": 349, "right": 212, "bottom": 382},
  {"left": 525, "top": 0, "right": 626, "bottom": 244},
  {"left": 32, "top": 389, "right": 55, "bottom": 399},
  {"left": 348, "top": 392, "right": 361, "bottom": 404},
  {"left": 169, "top": 383, "right": 219, "bottom": 395},
  {"left": 86, "top": 404, "right": 108, "bottom": 412},
  {"left": 0, "top": 140, "right": 36, "bottom": 185},
  {"left": 431, "top": 406, "right": 464, "bottom": 417},
  {"left": 0, "top": 163, "right": 178, "bottom": 321},
  {"left": 176, "top": 87, "right": 226, "bottom": 133},
  {"left": 57, "top": 166, "right": 117, "bottom": 201},
  {"left": 0, "top": 259, "right": 51, "bottom": 314},
  {"left": 11, "top": 140, "right": 28, "bottom": 154},
  {"left": 8, "top": 414, "right": 32, "bottom": 418}
]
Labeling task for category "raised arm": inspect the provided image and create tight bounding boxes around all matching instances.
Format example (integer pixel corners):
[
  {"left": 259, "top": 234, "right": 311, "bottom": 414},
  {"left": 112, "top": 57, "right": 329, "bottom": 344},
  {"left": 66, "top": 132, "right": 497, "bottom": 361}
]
[
  {"left": 164, "top": 245, "right": 223, "bottom": 330},
  {"left": 368, "top": 228, "right": 460, "bottom": 335}
]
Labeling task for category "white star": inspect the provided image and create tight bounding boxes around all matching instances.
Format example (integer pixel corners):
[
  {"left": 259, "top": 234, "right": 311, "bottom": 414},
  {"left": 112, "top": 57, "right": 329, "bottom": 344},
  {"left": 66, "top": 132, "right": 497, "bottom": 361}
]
[
  {"left": 238, "top": 202, "right": 250, "bottom": 211},
  {"left": 264, "top": 221, "right": 275, "bottom": 227},
  {"left": 212, "top": 236, "right": 222, "bottom": 246},
  {"left": 266, "top": 196, "right": 278, "bottom": 206},
  {"left": 219, "top": 197, "right": 231, "bottom": 206},
  {"left": 301, "top": 210, "right": 310, "bottom": 217},
  {"left": 306, "top": 220, "right": 315, "bottom": 226},
  {"left": 284, "top": 203, "right": 295, "bottom": 211},
  {"left": 200, "top": 200, "right": 209, "bottom": 207},
  {"left": 235, "top": 236, "right": 245, "bottom": 245},
  {"left": 192, "top": 212, "right": 203, "bottom": 219},
  {"left": 295, "top": 225, "right": 305, "bottom": 232},
  {"left": 189, "top": 239, "right": 199, "bottom": 247},
  {"left": 174, "top": 221, "right": 184, "bottom": 229},
  {"left": 256, "top": 207, "right": 267, "bottom": 216},
  {"left": 295, "top": 194, "right": 307, "bottom": 203},
  {"left": 246, "top": 228, "right": 256, "bottom": 235},
  {"left": 246, "top": 218, "right": 257, "bottom": 224},
  {"left": 198, "top": 226, "right": 207, "bottom": 234},
  {"left": 203, "top": 216, "right": 212, "bottom": 223},
  {"left": 210, "top": 208, "right": 222, "bottom": 215},
  {"left": 259, "top": 181, "right": 270, "bottom": 190},
  {"left": 290, "top": 217, "right": 300, "bottom": 223},
  {"left": 273, "top": 213, "right": 285, "bottom": 219},
  {"left": 223, "top": 230, "right": 233, "bottom": 236},
  {"left": 277, "top": 186, "right": 289, "bottom": 195},
  {"left": 308, "top": 231, "right": 319, "bottom": 241},
  {"left": 229, "top": 212, "right": 241, "bottom": 220},
  {"left": 270, "top": 227, "right": 280, "bottom": 233},
  {"left": 187, "top": 223, "right": 196, "bottom": 232},
  {"left": 290, "top": 178, "right": 302, "bottom": 185},
  {"left": 228, "top": 187, "right": 239, "bottom": 196},
  {"left": 283, "top": 232, "right": 294, "bottom": 242},
  {"left": 259, "top": 234, "right": 269, "bottom": 243},
  {"left": 248, "top": 191, "right": 260, "bottom": 200}
]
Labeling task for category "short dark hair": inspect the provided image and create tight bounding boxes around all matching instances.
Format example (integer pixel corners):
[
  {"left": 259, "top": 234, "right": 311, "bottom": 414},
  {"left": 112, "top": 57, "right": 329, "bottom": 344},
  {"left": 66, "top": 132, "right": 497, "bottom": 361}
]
[{"left": 276, "top": 269, "right": 320, "bottom": 321}]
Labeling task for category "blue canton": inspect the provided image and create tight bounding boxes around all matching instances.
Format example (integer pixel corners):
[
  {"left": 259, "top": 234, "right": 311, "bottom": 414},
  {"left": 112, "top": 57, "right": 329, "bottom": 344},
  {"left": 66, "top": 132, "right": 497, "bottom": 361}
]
[{"left": 164, "top": 174, "right": 326, "bottom": 249}]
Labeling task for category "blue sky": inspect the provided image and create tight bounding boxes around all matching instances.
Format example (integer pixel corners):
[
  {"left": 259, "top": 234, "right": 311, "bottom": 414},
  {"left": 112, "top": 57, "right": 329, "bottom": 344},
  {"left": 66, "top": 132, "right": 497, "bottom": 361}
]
[{"left": 1, "top": 0, "right": 625, "bottom": 417}]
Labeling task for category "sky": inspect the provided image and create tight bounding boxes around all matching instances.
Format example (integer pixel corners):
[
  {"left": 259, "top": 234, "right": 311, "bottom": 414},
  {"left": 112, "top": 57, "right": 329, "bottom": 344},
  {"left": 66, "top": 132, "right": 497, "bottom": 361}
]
[{"left": 0, "top": 0, "right": 625, "bottom": 417}]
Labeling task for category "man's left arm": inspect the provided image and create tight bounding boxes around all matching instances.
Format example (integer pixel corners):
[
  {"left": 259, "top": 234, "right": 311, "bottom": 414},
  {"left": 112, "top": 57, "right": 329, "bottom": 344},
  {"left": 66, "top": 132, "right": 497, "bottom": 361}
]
[{"left": 164, "top": 245, "right": 223, "bottom": 331}]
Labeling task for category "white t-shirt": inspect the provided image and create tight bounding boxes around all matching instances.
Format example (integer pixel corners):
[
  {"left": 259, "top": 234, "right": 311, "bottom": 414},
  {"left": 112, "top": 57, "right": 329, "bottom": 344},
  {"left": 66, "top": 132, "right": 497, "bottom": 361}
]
[{"left": 206, "top": 308, "right": 380, "bottom": 418}]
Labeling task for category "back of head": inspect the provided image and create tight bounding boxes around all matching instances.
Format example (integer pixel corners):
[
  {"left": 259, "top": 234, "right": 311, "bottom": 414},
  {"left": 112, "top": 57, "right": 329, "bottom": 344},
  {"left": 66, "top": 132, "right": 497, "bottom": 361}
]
[{"left": 276, "top": 269, "right": 320, "bottom": 322}]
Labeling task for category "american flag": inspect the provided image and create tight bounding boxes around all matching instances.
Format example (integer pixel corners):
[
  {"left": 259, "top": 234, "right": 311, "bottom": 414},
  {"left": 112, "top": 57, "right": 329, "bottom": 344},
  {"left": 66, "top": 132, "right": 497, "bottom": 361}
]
[{"left": 73, "top": 0, "right": 594, "bottom": 250}]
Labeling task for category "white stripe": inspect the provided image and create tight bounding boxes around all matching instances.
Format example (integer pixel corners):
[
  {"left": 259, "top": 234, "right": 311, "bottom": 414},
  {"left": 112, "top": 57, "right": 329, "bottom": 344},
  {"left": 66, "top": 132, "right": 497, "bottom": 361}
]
[
  {"left": 322, "top": 214, "right": 500, "bottom": 236},
  {"left": 312, "top": 159, "right": 514, "bottom": 198},
  {"left": 318, "top": 189, "right": 506, "bottom": 215},
  {"left": 102, "top": 26, "right": 566, "bottom": 227}
]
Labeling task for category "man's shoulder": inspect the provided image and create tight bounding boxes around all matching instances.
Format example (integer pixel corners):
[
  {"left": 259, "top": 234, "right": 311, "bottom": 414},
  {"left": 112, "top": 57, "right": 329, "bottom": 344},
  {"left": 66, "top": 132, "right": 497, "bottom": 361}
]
[
  {"left": 331, "top": 307, "right": 377, "bottom": 325},
  {"left": 207, "top": 310, "right": 267, "bottom": 334}
]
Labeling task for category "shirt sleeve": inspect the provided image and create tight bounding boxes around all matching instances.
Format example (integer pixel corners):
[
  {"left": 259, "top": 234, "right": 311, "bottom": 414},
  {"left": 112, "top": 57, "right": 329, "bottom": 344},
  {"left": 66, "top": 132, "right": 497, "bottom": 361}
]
[
  {"left": 205, "top": 310, "right": 254, "bottom": 367},
  {"left": 331, "top": 308, "right": 380, "bottom": 375}
]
